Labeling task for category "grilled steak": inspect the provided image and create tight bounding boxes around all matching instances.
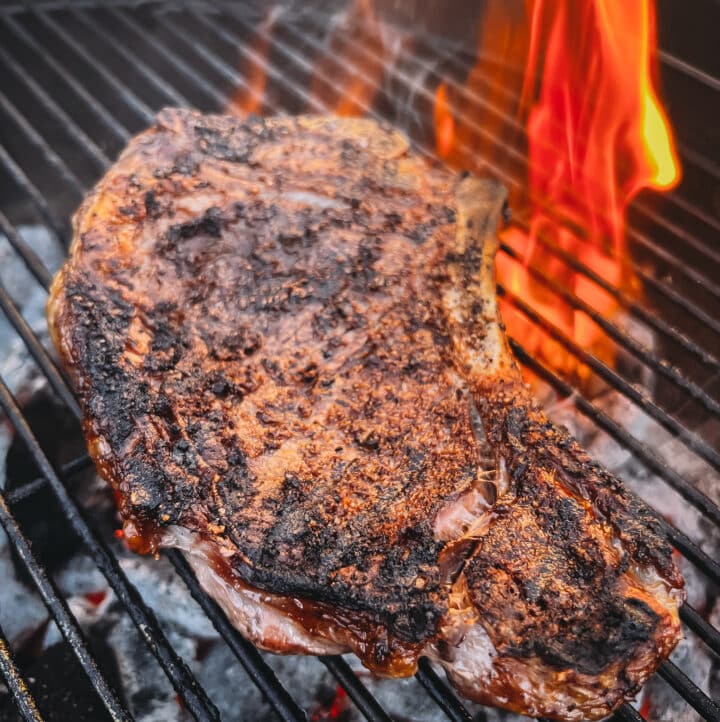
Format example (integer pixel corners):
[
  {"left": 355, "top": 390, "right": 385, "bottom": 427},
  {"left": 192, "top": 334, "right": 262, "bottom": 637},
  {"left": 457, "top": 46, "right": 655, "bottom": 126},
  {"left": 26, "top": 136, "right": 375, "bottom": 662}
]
[{"left": 48, "top": 109, "right": 684, "bottom": 721}]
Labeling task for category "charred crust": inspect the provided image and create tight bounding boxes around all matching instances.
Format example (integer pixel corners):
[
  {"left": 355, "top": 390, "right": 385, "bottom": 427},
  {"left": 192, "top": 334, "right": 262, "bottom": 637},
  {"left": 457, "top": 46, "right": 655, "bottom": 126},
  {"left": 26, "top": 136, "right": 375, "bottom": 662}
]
[
  {"left": 467, "top": 377, "right": 682, "bottom": 678},
  {"left": 54, "top": 110, "right": 476, "bottom": 647},
  {"left": 50, "top": 109, "right": 682, "bottom": 683}
]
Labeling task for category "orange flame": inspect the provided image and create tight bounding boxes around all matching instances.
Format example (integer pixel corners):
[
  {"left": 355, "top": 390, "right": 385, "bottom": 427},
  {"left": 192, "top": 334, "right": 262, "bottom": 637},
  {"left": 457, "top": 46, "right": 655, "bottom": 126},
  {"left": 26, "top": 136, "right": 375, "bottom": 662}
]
[
  {"left": 434, "top": 83, "right": 456, "bottom": 159},
  {"left": 435, "top": 0, "right": 680, "bottom": 378},
  {"left": 310, "top": 0, "right": 386, "bottom": 116},
  {"left": 522, "top": 0, "right": 679, "bottom": 247},
  {"left": 229, "top": 11, "right": 278, "bottom": 117}
]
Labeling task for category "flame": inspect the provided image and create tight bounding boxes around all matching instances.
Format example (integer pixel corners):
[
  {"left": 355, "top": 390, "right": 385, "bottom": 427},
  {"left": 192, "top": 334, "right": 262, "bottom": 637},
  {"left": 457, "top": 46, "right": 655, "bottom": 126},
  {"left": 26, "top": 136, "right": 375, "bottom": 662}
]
[
  {"left": 641, "top": 87, "right": 679, "bottom": 189},
  {"left": 522, "top": 0, "right": 679, "bottom": 246},
  {"left": 434, "top": 83, "right": 455, "bottom": 159},
  {"left": 229, "top": 11, "right": 279, "bottom": 117},
  {"left": 434, "top": 0, "right": 680, "bottom": 378},
  {"left": 310, "top": 0, "right": 386, "bottom": 116}
]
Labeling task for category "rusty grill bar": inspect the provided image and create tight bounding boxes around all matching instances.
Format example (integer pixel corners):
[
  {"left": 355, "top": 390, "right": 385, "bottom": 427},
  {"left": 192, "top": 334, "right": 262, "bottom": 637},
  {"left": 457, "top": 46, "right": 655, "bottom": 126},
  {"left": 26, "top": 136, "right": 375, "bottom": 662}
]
[{"left": 0, "top": 2, "right": 718, "bottom": 722}]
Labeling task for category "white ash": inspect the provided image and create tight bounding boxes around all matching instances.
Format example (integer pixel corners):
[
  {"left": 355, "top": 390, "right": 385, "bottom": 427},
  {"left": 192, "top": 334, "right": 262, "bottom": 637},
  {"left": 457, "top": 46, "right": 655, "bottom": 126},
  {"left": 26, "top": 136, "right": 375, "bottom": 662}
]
[
  {"left": 0, "top": 226, "right": 64, "bottom": 475},
  {"left": 0, "top": 535, "right": 48, "bottom": 646}
]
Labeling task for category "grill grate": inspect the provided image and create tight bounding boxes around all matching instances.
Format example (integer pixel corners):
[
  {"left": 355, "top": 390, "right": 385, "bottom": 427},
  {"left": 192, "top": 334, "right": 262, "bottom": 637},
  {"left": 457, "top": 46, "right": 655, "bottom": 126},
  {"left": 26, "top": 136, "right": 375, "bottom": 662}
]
[{"left": 0, "top": 3, "right": 718, "bottom": 722}]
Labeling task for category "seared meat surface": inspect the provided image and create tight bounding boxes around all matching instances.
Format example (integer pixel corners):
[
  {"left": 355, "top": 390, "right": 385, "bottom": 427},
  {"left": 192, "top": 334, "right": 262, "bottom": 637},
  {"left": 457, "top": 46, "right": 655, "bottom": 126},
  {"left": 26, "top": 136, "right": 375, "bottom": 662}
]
[{"left": 48, "top": 109, "right": 684, "bottom": 720}]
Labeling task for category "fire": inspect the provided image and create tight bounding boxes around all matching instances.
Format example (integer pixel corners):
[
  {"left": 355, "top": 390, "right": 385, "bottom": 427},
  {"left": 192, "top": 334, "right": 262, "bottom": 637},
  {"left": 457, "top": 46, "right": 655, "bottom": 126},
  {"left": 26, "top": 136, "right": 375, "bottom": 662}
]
[
  {"left": 229, "top": 10, "right": 279, "bottom": 117},
  {"left": 522, "top": 0, "right": 679, "bottom": 246},
  {"left": 434, "top": 83, "right": 455, "bottom": 159},
  {"left": 641, "top": 87, "right": 680, "bottom": 189},
  {"left": 436, "top": 0, "right": 680, "bottom": 378},
  {"left": 310, "top": 0, "right": 386, "bottom": 117}
]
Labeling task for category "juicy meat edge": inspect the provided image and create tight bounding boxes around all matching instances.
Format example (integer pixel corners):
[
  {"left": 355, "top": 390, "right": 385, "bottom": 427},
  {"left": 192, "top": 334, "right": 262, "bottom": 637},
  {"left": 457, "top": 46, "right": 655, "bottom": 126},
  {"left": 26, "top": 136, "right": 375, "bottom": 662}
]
[{"left": 46, "top": 111, "right": 685, "bottom": 722}]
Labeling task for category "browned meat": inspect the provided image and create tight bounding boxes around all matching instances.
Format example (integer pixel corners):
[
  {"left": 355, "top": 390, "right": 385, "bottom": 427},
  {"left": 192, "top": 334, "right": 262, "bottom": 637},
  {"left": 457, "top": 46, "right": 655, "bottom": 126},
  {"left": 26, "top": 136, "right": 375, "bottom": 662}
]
[{"left": 47, "top": 109, "right": 684, "bottom": 721}]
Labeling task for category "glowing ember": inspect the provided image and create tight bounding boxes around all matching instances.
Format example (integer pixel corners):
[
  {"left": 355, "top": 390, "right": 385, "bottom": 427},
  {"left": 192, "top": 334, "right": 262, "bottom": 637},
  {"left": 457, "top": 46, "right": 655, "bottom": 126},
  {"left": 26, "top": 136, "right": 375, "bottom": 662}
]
[
  {"left": 312, "top": 684, "right": 348, "bottom": 721},
  {"left": 84, "top": 590, "right": 107, "bottom": 607}
]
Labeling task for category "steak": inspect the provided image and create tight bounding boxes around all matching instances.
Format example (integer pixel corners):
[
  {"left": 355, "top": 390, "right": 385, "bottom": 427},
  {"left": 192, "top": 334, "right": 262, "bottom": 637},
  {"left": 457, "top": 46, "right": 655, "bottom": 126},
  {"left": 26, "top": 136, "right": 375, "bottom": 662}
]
[{"left": 47, "top": 109, "right": 684, "bottom": 721}]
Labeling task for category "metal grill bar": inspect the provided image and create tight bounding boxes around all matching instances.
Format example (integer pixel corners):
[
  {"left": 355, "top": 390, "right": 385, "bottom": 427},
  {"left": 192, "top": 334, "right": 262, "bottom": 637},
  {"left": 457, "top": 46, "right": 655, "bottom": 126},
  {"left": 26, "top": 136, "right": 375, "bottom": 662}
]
[
  {"left": 189, "top": 10, "right": 325, "bottom": 114},
  {"left": 0, "top": 377, "right": 220, "bottom": 722},
  {"left": 633, "top": 201, "right": 720, "bottom": 267},
  {"left": 0, "top": 38, "right": 107, "bottom": 172},
  {"left": 70, "top": 9, "right": 190, "bottom": 109},
  {"left": 657, "top": 662, "right": 720, "bottom": 722},
  {"left": 659, "top": 519, "right": 720, "bottom": 586},
  {"left": 0, "top": 624, "right": 43, "bottom": 722},
  {"left": 499, "top": 237, "right": 720, "bottom": 451},
  {"left": 611, "top": 704, "right": 644, "bottom": 722},
  {"left": 509, "top": 333, "right": 720, "bottom": 529},
  {"left": 0, "top": 281, "right": 80, "bottom": 416},
  {"left": 680, "top": 605, "right": 720, "bottom": 658},
  {"left": 7, "top": 454, "right": 94, "bottom": 504},
  {"left": 161, "top": 13, "right": 277, "bottom": 116},
  {"left": 0, "top": 210, "right": 54, "bottom": 290},
  {"left": 415, "top": 659, "right": 473, "bottom": 722},
  {"left": 168, "top": 551, "right": 308, "bottom": 722},
  {"left": 0, "top": 141, "right": 69, "bottom": 246},
  {"left": 317, "top": 657, "right": 393, "bottom": 722},
  {"left": 517, "top": 222, "right": 720, "bottom": 374},
  {"left": 498, "top": 279, "right": 720, "bottom": 525},
  {"left": 1, "top": 14, "right": 127, "bottom": 145},
  {"left": 106, "top": 8, "right": 234, "bottom": 112},
  {"left": 0, "top": 471, "right": 132, "bottom": 722},
  {"left": 680, "top": 143, "right": 720, "bottom": 184},
  {"left": 0, "top": 88, "right": 84, "bottom": 194},
  {"left": 33, "top": 9, "right": 154, "bottom": 125},
  {"left": 659, "top": 50, "right": 720, "bottom": 93}
]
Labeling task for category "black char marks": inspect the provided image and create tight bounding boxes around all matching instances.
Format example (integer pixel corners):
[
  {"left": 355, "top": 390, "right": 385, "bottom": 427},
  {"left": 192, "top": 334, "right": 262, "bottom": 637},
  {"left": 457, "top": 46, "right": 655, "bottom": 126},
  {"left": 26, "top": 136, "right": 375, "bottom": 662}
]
[
  {"left": 51, "top": 111, "right": 469, "bottom": 649},
  {"left": 48, "top": 111, "right": 682, "bottom": 718}
]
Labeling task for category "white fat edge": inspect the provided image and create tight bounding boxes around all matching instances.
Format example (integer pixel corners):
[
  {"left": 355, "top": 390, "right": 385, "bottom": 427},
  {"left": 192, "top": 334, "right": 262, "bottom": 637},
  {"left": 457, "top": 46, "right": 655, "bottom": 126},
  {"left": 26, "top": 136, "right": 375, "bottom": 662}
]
[{"left": 161, "top": 526, "right": 346, "bottom": 656}]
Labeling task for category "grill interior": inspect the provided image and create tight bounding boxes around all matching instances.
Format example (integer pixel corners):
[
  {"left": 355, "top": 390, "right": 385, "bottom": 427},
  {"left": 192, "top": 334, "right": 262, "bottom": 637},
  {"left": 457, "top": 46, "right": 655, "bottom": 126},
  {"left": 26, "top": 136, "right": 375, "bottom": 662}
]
[{"left": 0, "top": 2, "right": 718, "bottom": 721}]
